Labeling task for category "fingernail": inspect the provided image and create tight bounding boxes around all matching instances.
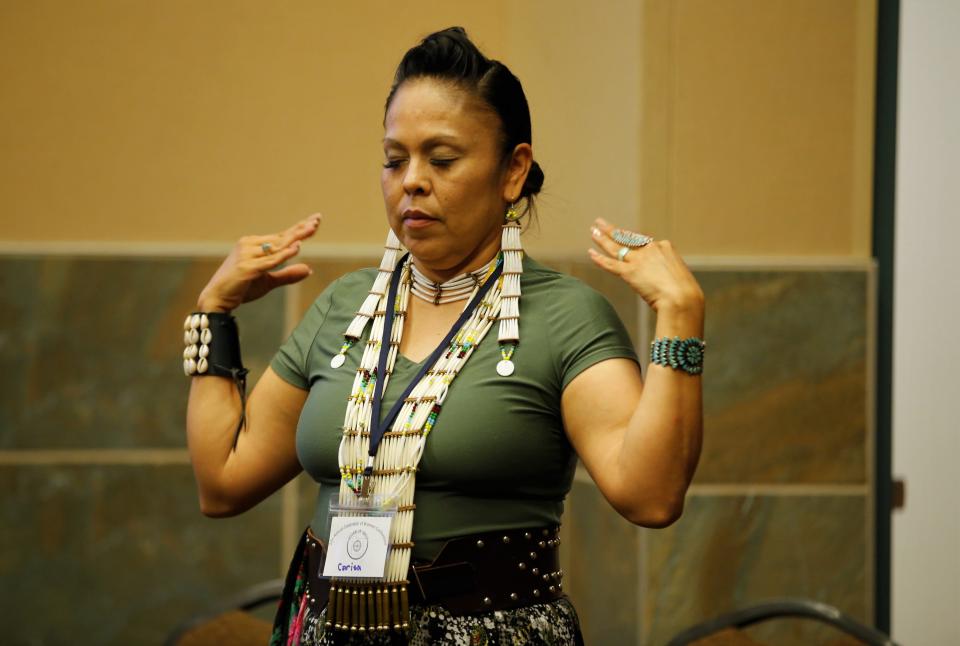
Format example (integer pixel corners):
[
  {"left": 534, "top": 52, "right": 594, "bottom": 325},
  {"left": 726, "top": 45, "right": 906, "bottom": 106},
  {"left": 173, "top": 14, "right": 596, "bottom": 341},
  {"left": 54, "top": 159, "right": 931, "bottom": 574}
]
[
  {"left": 591, "top": 227, "right": 602, "bottom": 238},
  {"left": 587, "top": 248, "right": 597, "bottom": 255}
]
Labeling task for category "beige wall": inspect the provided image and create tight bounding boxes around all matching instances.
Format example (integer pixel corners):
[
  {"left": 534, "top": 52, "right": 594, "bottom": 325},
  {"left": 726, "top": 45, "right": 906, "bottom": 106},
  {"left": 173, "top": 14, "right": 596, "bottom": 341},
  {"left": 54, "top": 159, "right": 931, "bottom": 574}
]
[
  {"left": 0, "top": 0, "right": 639, "bottom": 256},
  {"left": 640, "top": 0, "right": 876, "bottom": 257},
  {"left": 0, "top": 1, "right": 506, "bottom": 245},
  {"left": 1, "top": 0, "right": 873, "bottom": 257}
]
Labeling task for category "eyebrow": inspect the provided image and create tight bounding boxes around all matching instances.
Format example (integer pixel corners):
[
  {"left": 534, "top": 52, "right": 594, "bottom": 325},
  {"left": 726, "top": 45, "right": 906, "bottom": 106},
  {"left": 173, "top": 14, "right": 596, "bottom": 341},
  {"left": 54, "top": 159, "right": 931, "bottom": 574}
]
[{"left": 382, "top": 135, "right": 464, "bottom": 149}]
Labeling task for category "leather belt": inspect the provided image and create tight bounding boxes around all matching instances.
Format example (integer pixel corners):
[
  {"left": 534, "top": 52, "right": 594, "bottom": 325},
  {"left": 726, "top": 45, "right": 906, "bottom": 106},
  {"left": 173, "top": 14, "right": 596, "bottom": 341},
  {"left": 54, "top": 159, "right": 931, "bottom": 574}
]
[{"left": 304, "top": 525, "right": 565, "bottom": 616}]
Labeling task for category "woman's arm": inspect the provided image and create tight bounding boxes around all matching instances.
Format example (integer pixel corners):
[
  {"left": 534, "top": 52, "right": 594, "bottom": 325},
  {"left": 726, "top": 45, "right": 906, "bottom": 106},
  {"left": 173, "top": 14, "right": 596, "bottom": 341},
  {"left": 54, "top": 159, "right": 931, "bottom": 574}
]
[
  {"left": 185, "top": 215, "right": 321, "bottom": 517},
  {"left": 187, "top": 367, "right": 307, "bottom": 517},
  {"left": 562, "top": 220, "right": 704, "bottom": 527}
]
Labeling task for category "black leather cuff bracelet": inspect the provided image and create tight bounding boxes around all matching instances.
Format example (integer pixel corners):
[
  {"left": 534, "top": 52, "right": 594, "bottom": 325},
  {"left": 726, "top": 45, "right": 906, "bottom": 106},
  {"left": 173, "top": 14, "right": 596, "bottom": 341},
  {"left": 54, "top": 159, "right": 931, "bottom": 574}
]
[
  {"left": 182, "top": 312, "right": 247, "bottom": 378},
  {"left": 182, "top": 312, "right": 250, "bottom": 446}
]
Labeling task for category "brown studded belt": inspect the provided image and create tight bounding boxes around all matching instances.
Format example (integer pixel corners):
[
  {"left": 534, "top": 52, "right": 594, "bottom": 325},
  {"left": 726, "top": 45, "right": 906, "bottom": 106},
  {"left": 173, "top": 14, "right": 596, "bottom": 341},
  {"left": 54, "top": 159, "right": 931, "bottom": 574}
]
[{"left": 302, "top": 525, "right": 565, "bottom": 634}]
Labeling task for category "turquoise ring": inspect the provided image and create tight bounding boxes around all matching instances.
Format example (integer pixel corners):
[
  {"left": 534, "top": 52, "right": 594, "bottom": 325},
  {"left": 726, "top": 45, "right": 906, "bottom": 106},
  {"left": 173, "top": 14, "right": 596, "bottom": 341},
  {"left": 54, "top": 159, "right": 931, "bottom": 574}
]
[{"left": 611, "top": 229, "right": 654, "bottom": 248}]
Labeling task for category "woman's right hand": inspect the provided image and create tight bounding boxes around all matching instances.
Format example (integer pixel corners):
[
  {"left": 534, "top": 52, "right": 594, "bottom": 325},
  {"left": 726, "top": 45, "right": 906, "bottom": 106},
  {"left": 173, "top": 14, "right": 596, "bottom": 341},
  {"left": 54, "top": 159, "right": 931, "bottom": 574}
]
[{"left": 196, "top": 214, "right": 322, "bottom": 312}]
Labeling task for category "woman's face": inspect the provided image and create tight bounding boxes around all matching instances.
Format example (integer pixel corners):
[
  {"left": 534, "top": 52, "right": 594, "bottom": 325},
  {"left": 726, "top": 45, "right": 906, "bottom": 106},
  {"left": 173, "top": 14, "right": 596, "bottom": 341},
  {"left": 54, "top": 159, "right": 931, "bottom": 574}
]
[{"left": 381, "top": 78, "right": 520, "bottom": 275}]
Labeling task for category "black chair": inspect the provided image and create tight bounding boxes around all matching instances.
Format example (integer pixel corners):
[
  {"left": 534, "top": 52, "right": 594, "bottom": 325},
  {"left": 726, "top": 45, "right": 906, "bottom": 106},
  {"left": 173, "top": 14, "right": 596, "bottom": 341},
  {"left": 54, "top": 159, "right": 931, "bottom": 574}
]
[{"left": 665, "top": 598, "right": 899, "bottom": 646}]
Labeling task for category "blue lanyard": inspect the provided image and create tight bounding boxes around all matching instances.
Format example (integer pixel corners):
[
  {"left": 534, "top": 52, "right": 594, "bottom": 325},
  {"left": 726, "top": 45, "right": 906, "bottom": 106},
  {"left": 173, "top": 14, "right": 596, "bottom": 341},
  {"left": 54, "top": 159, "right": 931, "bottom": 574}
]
[{"left": 363, "top": 253, "right": 504, "bottom": 481}]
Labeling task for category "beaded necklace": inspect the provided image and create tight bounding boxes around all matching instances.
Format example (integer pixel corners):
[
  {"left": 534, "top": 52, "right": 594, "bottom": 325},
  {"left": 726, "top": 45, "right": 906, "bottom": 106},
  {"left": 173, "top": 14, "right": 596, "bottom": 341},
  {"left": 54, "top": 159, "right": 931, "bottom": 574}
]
[{"left": 322, "top": 225, "right": 523, "bottom": 632}]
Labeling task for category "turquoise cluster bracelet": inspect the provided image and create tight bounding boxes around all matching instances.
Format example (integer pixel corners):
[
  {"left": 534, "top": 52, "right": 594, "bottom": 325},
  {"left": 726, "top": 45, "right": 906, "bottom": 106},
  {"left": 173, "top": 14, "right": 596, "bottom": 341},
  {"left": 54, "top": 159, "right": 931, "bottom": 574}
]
[{"left": 650, "top": 336, "right": 705, "bottom": 375}]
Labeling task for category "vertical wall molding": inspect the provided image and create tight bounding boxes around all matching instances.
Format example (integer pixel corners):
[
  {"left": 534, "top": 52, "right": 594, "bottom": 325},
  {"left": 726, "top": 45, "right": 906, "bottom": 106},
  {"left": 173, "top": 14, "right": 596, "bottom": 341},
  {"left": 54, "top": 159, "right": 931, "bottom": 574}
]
[{"left": 871, "top": 0, "right": 900, "bottom": 632}]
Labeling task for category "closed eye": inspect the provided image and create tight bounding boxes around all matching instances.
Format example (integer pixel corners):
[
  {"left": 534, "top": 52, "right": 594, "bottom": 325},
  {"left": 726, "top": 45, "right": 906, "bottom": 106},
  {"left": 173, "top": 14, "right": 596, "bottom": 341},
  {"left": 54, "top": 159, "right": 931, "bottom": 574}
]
[
  {"left": 430, "top": 158, "right": 457, "bottom": 167},
  {"left": 382, "top": 158, "right": 406, "bottom": 169}
]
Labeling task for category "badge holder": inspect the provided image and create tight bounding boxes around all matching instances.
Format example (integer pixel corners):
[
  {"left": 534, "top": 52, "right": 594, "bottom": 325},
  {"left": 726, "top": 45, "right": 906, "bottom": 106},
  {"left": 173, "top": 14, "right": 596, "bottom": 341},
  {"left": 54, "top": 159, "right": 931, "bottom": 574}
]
[
  {"left": 322, "top": 493, "right": 409, "bottom": 633},
  {"left": 323, "top": 493, "right": 396, "bottom": 579}
]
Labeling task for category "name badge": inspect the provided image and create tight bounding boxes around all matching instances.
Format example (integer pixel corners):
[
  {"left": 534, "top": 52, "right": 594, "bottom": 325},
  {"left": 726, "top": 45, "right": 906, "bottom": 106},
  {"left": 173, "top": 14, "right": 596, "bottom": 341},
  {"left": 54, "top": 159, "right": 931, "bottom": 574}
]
[{"left": 322, "top": 494, "right": 396, "bottom": 580}]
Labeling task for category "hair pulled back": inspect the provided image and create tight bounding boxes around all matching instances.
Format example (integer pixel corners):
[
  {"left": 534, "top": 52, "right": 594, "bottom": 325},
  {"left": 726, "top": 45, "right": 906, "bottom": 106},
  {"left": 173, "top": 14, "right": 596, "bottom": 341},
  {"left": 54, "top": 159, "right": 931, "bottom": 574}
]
[{"left": 385, "top": 27, "right": 545, "bottom": 211}]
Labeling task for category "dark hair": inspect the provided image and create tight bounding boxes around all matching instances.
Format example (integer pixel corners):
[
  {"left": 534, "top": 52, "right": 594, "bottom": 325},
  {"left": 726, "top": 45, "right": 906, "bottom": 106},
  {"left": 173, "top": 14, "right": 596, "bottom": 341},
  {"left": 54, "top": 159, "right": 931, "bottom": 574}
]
[{"left": 385, "top": 27, "right": 545, "bottom": 216}]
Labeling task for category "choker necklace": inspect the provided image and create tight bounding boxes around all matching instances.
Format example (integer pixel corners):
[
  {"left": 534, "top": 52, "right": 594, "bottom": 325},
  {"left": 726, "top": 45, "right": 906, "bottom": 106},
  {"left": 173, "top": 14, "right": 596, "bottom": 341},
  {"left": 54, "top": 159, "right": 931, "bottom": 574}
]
[{"left": 410, "top": 258, "right": 497, "bottom": 305}]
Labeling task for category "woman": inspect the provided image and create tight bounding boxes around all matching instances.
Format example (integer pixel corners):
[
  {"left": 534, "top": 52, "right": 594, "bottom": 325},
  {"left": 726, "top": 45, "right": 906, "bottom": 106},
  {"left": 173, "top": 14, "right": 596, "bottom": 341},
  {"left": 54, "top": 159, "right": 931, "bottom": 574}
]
[{"left": 184, "top": 27, "right": 704, "bottom": 645}]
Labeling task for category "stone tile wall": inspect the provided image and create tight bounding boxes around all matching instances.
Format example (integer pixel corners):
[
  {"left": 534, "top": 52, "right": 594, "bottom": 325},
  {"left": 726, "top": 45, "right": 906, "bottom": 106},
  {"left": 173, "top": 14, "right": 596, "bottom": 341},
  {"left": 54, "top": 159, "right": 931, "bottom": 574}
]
[
  {"left": 0, "top": 254, "right": 872, "bottom": 644},
  {"left": 559, "top": 265, "right": 875, "bottom": 645}
]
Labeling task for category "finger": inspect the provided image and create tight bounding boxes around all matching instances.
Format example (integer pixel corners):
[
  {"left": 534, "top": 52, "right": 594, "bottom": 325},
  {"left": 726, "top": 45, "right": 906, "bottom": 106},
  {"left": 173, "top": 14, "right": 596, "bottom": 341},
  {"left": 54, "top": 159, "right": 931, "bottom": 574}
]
[
  {"left": 590, "top": 223, "right": 629, "bottom": 259},
  {"left": 594, "top": 217, "right": 617, "bottom": 235},
  {"left": 243, "top": 237, "right": 284, "bottom": 259},
  {"left": 249, "top": 240, "right": 303, "bottom": 271},
  {"left": 593, "top": 218, "right": 657, "bottom": 260},
  {"left": 587, "top": 248, "right": 625, "bottom": 276},
  {"left": 244, "top": 215, "right": 322, "bottom": 256},
  {"left": 275, "top": 213, "right": 323, "bottom": 250},
  {"left": 265, "top": 263, "right": 313, "bottom": 287}
]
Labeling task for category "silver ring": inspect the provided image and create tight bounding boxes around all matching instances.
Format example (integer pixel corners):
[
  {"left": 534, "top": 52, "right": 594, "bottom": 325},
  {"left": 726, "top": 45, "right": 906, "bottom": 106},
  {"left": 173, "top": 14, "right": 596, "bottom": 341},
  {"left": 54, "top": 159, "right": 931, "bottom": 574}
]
[
  {"left": 612, "top": 229, "right": 654, "bottom": 248},
  {"left": 617, "top": 246, "right": 630, "bottom": 262},
  {"left": 261, "top": 242, "right": 273, "bottom": 255}
]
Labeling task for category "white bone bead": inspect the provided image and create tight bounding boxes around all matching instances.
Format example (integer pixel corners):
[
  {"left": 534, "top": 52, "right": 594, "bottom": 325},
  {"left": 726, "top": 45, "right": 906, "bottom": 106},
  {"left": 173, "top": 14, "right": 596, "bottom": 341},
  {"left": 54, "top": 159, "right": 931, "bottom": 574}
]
[
  {"left": 199, "top": 328, "right": 212, "bottom": 345},
  {"left": 501, "top": 274, "right": 521, "bottom": 297},
  {"left": 371, "top": 270, "right": 391, "bottom": 295},
  {"left": 504, "top": 251, "right": 523, "bottom": 274},
  {"left": 379, "top": 249, "right": 398, "bottom": 271},
  {"left": 358, "top": 293, "right": 379, "bottom": 318}
]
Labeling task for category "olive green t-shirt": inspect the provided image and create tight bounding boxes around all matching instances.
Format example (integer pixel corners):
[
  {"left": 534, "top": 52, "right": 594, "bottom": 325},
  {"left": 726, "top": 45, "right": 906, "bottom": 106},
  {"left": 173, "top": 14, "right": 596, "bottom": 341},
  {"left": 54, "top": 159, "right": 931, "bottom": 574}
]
[{"left": 271, "top": 257, "right": 638, "bottom": 560}]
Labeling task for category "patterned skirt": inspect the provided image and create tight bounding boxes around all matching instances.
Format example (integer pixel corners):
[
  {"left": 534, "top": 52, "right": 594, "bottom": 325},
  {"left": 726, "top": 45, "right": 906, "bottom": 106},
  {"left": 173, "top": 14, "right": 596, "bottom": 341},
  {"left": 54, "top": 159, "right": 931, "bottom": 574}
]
[{"left": 270, "top": 531, "right": 584, "bottom": 646}]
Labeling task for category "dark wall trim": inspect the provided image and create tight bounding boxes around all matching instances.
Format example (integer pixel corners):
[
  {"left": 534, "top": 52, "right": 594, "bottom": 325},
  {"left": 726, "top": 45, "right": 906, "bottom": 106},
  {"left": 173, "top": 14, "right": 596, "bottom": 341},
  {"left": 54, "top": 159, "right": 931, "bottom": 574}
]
[{"left": 872, "top": 0, "right": 899, "bottom": 633}]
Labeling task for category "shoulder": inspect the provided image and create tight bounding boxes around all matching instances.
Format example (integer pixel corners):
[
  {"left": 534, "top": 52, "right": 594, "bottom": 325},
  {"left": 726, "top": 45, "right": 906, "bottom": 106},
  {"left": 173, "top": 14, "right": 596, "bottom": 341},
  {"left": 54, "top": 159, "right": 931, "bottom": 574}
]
[
  {"left": 327, "top": 266, "right": 380, "bottom": 296},
  {"left": 305, "top": 266, "right": 378, "bottom": 313},
  {"left": 521, "top": 257, "right": 620, "bottom": 314},
  {"left": 519, "top": 257, "right": 637, "bottom": 386}
]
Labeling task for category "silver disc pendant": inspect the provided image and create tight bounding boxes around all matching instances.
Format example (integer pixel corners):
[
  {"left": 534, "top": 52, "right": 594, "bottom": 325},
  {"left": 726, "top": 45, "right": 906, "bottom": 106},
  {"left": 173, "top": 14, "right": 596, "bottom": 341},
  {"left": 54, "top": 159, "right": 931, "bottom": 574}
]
[
  {"left": 330, "top": 354, "right": 346, "bottom": 369},
  {"left": 496, "top": 360, "right": 515, "bottom": 377}
]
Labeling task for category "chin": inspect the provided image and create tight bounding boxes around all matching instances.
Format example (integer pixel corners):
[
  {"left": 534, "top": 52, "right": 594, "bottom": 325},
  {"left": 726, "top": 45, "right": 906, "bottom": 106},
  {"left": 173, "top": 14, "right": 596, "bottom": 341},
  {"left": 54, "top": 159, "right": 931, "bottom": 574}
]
[
  {"left": 394, "top": 227, "right": 437, "bottom": 254},
  {"left": 403, "top": 240, "right": 447, "bottom": 265}
]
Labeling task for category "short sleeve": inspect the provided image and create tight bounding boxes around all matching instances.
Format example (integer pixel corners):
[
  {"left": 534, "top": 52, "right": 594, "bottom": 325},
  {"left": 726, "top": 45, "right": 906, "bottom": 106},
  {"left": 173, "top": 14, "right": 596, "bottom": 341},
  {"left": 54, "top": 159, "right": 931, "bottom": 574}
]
[
  {"left": 270, "top": 277, "right": 342, "bottom": 390},
  {"left": 549, "top": 283, "right": 639, "bottom": 390}
]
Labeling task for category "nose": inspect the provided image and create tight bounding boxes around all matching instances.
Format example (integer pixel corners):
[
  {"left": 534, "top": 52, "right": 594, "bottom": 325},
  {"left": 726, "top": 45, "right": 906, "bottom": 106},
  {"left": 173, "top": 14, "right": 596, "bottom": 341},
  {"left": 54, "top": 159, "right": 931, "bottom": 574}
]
[{"left": 401, "top": 158, "right": 430, "bottom": 195}]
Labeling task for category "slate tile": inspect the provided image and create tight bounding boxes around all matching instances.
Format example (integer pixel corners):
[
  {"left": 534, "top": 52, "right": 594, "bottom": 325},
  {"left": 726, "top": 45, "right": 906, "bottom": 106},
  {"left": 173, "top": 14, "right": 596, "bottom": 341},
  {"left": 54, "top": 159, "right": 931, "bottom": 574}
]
[{"left": 0, "top": 464, "right": 283, "bottom": 645}]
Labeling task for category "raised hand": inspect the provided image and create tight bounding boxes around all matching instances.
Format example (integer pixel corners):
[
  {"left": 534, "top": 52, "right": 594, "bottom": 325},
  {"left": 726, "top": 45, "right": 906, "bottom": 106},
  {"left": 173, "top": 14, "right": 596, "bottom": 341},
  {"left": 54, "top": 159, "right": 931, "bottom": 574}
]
[
  {"left": 196, "top": 214, "right": 322, "bottom": 313},
  {"left": 587, "top": 217, "right": 704, "bottom": 316}
]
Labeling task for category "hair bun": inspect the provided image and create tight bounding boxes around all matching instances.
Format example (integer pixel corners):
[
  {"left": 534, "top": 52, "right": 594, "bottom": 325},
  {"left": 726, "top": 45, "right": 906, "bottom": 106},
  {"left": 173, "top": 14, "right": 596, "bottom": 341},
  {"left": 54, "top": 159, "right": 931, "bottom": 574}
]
[{"left": 521, "top": 160, "right": 545, "bottom": 198}]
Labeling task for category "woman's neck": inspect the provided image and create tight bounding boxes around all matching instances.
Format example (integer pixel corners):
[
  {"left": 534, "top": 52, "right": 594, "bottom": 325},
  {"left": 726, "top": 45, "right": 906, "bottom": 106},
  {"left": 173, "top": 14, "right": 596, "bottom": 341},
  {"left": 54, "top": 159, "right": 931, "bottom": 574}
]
[{"left": 411, "top": 234, "right": 501, "bottom": 284}]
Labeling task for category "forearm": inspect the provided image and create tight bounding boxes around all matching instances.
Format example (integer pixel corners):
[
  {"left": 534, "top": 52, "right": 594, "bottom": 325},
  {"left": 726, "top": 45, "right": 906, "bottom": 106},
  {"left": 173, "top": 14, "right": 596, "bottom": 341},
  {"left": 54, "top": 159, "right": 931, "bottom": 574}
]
[{"left": 616, "top": 301, "right": 704, "bottom": 522}]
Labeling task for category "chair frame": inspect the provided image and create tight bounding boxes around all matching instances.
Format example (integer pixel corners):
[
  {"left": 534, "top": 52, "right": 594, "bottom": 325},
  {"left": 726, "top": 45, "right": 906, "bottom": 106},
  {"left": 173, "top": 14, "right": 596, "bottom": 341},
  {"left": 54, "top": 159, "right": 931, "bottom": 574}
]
[{"left": 665, "top": 598, "right": 899, "bottom": 646}]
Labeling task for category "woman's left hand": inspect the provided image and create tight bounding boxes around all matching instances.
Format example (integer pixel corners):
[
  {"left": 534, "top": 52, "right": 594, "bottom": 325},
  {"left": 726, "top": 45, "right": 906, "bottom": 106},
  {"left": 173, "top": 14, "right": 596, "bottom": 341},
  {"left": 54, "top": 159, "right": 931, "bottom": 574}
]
[{"left": 587, "top": 217, "right": 704, "bottom": 315}]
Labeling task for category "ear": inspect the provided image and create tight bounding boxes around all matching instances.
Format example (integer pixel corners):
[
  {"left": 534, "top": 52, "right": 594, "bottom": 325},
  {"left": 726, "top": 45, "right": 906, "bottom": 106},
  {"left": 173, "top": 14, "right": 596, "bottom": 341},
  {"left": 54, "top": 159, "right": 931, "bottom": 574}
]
[{"left": 501, "top": 143, "right": 533, "bottom": 203}]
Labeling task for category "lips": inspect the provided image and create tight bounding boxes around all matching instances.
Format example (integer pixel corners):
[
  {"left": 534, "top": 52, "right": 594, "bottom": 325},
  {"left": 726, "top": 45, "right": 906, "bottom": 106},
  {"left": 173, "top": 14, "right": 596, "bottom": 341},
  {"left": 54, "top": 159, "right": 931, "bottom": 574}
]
[{"left": 401, "top": 208, "right": 439, "bottom": 229}]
